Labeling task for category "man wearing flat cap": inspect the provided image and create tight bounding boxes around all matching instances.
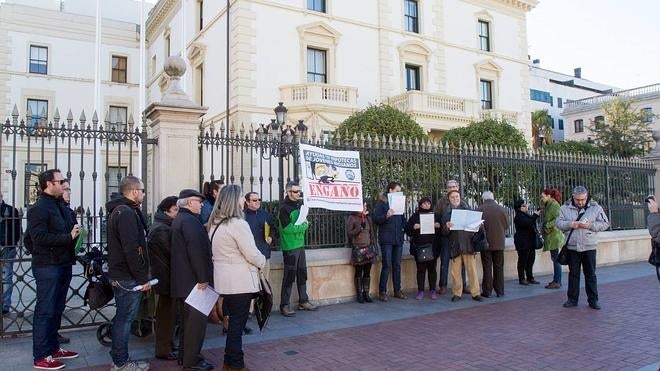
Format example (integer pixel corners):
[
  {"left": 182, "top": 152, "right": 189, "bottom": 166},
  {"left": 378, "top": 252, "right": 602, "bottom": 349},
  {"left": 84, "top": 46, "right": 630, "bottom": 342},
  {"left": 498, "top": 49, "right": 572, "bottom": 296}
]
[{"left": 170, "top": 189, "right": 214, "bottom": 371}]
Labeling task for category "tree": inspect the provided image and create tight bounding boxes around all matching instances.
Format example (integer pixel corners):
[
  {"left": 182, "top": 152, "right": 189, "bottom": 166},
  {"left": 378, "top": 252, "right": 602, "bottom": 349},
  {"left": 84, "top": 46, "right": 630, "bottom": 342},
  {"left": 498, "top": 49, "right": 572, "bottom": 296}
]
[
  {"left": 590, "top": 98, "right": 654, "bottom": 158},
  {"left": 337, "top": 103, "right": 427, "bottom": 140},
  {"left": 441, "top": 118, "right": 527, "bottom": 148},
  {"left": 542, "top": 140, "right": 602, "bottom": 155},
  {"left": 531, "top": 109, "right": 554, "bottom": 149}
]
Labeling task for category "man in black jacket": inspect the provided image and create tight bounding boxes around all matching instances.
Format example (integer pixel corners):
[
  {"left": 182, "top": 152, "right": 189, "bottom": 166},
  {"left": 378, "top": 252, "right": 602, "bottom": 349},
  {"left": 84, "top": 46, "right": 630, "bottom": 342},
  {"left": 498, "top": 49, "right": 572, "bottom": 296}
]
[
  {"left": 171, "top": 189, "right": 214, "bottom": 371},
  {"left": 244, "top": 191, "right": 278, "bottom": 280},
  {"left": 27, "top": 169, "right": 80, "bottom": 370},
  {"left": 1, "top": 192, "right": 22, "bottom": 316},
  {"left": 106, "top": 175, "right": 151, "bottom": 371},
  {"left": 148, "top": 196, "right": 179, "bottom": 361}
]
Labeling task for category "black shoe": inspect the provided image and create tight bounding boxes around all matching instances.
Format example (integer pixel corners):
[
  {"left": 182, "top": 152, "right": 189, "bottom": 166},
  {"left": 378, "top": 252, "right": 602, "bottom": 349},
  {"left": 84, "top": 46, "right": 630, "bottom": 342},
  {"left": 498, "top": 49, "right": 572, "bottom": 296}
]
[
  {"left": 184, "top": 360, "right": 214, "bottom": 371},
  {"left": 496, "top": 293, "right": 504, "bottom": 297},
  {"left": 57, "top": 333, "right": 70, "bottom": 344},
  {"left": 472, "top": 295, "right": 483, "bottom": 302},
  {"left": 156, "top": 351, "right": 178, "bottom": 361},
  {"left": 451, "top": 295, "right": 461, "bottom": 302},
  {"left": 519, "top": 280, "right": 529, "bottom": 286},
  {"left": 480, "top": 292, "right": 491, "bottom": 298},
  {"left": 588, "top": 302, "right": 601, "bottom": 310},
  {"left": 243, "top": 326, "right": 253, "bottom": 335},
  {"left": 563, "top": 301, "right": 577, "bottom": 308}
]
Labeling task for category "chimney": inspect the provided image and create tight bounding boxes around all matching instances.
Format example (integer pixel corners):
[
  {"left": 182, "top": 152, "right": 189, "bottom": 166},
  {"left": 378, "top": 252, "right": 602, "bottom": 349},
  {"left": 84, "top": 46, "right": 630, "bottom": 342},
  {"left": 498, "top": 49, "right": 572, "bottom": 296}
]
[
  {"left": 574, "top": 67, "right": 582, "bottom": 79},
  {"left": 532, "top": 59, "right": 540, "bottom": 66}
]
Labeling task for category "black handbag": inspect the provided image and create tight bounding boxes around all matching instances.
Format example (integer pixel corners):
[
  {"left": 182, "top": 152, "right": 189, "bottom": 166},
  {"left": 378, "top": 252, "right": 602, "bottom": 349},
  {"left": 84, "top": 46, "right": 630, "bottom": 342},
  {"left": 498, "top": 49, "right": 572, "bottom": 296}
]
[
  {"left": 558, "top": 212, "right": 585, "bottom": 265},
  {"left": 471, "top": 228, "right": 488, "bottom": 253},
  {"left": 415, "top": 243, "right": 434, "bottom": 262},
  {"left": 84, "top": 275, "right": 114, "bottom": 309},
  {"left": 352, "top": 244, "right": 378, "bottom": 265},
  {"left": 535, "top": 231, "right": 544, "bottom": 250}
]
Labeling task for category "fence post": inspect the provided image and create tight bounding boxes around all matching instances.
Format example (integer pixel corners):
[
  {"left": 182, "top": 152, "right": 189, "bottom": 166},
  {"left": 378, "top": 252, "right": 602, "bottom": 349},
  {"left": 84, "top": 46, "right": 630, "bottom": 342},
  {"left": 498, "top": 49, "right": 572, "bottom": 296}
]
[
  {"left": 604, "top": 159, "right": 612, "bottom": 230},
  {"left": 143, "top": 56, "right": 207, "bottom": 208},
  {"left": 645, "top": 129, "right": 660, "bottom": 198}
]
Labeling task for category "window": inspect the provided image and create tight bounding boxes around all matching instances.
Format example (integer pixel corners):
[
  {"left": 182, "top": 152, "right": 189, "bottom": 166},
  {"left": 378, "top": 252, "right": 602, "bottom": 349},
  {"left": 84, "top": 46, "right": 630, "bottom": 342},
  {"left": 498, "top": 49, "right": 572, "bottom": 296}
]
[
  {"left": 405, "top": 64, "right": 420, "bottom": 91},
  {"left": 478, "top": 20, "right": 490, "bottom": 52},
  {"left": 111, "top": 55, "right": 127, "bottom": 83},
  {"left": 574, "top": 119, "right": 584, "bottom": 133},
  {"left": 549, "top": 116, "right": 555, "bottom": 129},
  {"left": 558, "top": 119, "right": 564, "bottom": 130},
  {"left": 198, "top": 0, "right": 204, "bottom": 31},
  {"left": 25, "top": 163, "right": 47, "bottom": 206},
  {"left": 594, "top": 115, "right": 605, "bottom": 130},
  {"left": 642, "top": 107, "right": 653, "bottom": 123},
  {"left": 404, "top": 0, "right": 419, "bottom": 33},
  {"left": 557, "top": 97, "right": 563, "bottom": 108},
  {"left": 106, "top": 166, "right": 127, "bottom": 201},
  {"left": 480, "top": 80, "right": 493, "bottom": 109},
  {"left": 27, "top": 99, "right": 48, "bottom": 128},
  {"left": 108, "top": 106, "right": 128, "bottom": 132},
  {"left": 307, "top": 48, "right": 326, "bottom": 83},
  {"left": 29, "top": 45, "right": 48, "bottom": 74},
  {"left": 530, "top": 89, "right": 552, "bottom": 104},
  {"left": 307, "top": 0, "right": 325, "bottom": 12}
]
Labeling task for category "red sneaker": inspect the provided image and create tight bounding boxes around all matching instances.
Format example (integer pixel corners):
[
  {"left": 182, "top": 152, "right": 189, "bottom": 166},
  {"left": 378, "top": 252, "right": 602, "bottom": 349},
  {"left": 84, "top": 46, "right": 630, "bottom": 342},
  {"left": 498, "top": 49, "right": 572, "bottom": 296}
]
[
  {"left": 33, "top": 356, "right": 65, "bottom": 370},
  {"left": 52, "top": 348, "right": 79, "bottom": 360}
]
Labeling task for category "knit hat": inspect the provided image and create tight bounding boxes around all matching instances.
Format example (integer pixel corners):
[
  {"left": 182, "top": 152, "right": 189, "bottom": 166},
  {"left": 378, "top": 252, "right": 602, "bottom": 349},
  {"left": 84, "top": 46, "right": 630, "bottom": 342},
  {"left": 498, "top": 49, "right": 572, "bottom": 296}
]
[{"left": 514, "top": 199, "right": 525, "bottom": 210}]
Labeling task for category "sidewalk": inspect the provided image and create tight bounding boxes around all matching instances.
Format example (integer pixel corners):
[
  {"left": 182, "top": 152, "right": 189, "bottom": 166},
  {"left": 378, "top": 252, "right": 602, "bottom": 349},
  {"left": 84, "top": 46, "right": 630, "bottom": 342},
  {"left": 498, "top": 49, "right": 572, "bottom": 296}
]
[{"left": 2, "top": 261, "right": 658, "bottom": 370}]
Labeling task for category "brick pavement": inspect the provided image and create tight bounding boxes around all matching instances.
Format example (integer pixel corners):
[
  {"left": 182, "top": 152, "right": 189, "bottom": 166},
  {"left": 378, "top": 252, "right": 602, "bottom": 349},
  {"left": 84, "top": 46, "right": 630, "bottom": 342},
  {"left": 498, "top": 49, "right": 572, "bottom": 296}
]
[{"left": 72, "top": 274, "right": 660, "bottom": 371}]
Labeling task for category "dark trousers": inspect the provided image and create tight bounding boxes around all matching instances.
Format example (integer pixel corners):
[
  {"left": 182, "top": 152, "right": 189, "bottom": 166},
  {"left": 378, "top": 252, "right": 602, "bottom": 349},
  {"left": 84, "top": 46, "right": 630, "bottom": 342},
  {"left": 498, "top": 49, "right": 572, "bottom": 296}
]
[
  {"left": 178, "top": 300, "right": 208, "bottom": 367},
  {"left": 550, "top": 249, "right": 562, "bottom": 284},
  {"left": 481, "top": 250, "right": 504, "bottom": 296},
  {"left": 378, "top": 243, "right": 402, "bottom": 293},
  {"left": 416, "top": 258, "right": 437, "bottom": 292},
  {"left": 280, "top": 248, "right": 309, "bottom": 307},
  {"left": 110, "top": 280, "right": 142, "bottom": 367},
  {"left": 32, "top": 265, "right": 72, "bottom": 361},
  {"left": 567, "top": 249, "right": 598, "bottom": 305},
  {"left": 223, "top": 293, "right": 253, "bottom": 369},
  {"left": 516, "top": 249, "right": 536, "bottom": 282},
  {"left": 154, "top": 293, "right": 176, "bottom": 357},
  {"left": 354, "top": 263, "right": 372, "bottom": 279}
]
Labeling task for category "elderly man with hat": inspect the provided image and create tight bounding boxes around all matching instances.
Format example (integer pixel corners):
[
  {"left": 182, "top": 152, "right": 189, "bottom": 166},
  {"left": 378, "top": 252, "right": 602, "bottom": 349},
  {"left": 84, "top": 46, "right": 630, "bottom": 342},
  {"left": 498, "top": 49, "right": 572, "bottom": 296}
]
[{"left": 170, "top": 189, "right": 214, "bottom": 371}]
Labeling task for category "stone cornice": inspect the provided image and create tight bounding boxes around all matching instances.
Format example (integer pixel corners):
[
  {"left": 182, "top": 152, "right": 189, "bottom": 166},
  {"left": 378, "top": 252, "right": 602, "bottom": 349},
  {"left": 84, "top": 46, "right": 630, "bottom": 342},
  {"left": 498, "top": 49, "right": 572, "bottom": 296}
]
[
  {"left": 146, "top": 0, "right": 179, "bottom": 42},
  {"left": 495, "top": 0, "right": 538, "bottom": 12}
]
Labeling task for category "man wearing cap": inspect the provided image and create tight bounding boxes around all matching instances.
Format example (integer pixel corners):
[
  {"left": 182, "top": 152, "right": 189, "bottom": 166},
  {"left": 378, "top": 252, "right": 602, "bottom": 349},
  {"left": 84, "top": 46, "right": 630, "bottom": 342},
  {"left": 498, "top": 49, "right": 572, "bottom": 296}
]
[
  {"left": 556, "top": 186, "right": 609, "bottom": 310},
  {"left": 170, "top": 189, "right": 214, "bottom": 371}
]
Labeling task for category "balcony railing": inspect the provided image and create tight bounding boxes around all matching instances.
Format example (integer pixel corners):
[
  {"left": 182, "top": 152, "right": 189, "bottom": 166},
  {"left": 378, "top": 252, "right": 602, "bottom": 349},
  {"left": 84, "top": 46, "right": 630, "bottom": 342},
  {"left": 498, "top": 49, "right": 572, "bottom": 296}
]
[
  {"left": 564, "top": 83, "right": 660, "bottom": 113},
  {"left": 280, "top": 83, "right": 358, "bottom": 108},
  {"left": 387, "top": 91, "right": 481, "bottom": 118},
  {"left": 480, "top": 109, "right": 519, "bottom": 123}
]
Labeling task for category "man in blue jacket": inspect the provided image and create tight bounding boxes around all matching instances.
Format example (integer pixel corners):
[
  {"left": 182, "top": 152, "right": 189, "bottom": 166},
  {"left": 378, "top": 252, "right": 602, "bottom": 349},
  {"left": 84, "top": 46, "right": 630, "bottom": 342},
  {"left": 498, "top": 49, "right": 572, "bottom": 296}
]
[
  {"left": 244, "top": 192, "right": 278, "bottom": 280},
  {"left": 374, "top": 182, "right": 407, "bottom": 301}
]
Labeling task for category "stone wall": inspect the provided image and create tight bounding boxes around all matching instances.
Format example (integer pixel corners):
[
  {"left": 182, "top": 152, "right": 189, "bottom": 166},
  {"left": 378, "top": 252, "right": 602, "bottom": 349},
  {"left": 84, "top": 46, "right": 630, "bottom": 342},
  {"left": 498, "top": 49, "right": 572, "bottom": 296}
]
[{"left": 266, "top": 229, "right": 652, "bottom": 307}]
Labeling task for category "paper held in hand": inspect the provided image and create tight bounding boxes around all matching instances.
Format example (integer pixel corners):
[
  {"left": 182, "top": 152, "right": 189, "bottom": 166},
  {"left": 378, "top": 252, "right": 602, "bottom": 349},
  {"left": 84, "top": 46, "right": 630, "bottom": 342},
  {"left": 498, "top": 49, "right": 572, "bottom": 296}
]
[
  {"left": 387, "top": 192, "right": 406, "bottom": 215},
  {"left": 294, "top": 205, "right": 309, "bottom": 225},
  {"left": 184, "top": 285, "right": 220, "bottom": 316},
  {"left": 449, "top": 210, "right": 484, "bottom": 232},
  {"left": 419, "top": 214, "right": 435, "bottom": 234}
]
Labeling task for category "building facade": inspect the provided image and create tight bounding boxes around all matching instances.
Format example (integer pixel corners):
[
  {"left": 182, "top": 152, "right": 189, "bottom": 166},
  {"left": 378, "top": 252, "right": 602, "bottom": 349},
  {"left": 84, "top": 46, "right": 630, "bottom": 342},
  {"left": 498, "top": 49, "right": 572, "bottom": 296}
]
[
  {"left": 146, "top": 0, "right": 538, "bottom": 140},
  {"left": 528, "top": 60, "right": 616, "bottom": 142}
]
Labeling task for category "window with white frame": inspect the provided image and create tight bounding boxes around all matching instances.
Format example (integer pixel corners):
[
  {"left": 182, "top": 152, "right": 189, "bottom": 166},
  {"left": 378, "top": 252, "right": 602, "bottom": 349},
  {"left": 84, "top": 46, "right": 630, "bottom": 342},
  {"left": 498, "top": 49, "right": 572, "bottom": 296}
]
[
  {"left": 574, "top": 119, "right": 584, "bottom": 133},
  {"left": 108, "top": 106, "right": 128, "bottom": 132},
  {"left": 307, "top": 0, "right": 325, "bottom": 12},
  {"left": 307, "top": 48, "right": 327, "bottom": 83},
  {"left": 478, "top": 20, "right": 490, "bottom": 52},
  {"left": 404, "top": 0, "right": 419, "bottom": 33},
  {"left": 106, "top": 166, "right": 127, "bottom": 201},
  {"left": 480, "top": 80, "right": 493, "bottom": 109},
  {"left": 29, "top": 45, "right": 48, "bottom": 74},
  {"left": 111, "top": 55, "right": 127, "bottom": 83},
  {"left": 27, "top": 99, "right": 48, "bottom": 128},
  {"left": 642, "top": 107, "right": 653, "bottom": 123},
  {"left": 405, "top": 64, "right": 420, "bottom": 91}
]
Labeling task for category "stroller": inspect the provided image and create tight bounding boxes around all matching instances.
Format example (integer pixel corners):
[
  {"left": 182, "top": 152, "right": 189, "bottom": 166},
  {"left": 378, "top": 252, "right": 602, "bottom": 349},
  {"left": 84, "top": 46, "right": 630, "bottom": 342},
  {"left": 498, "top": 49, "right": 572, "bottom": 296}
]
[{"left": 78, "top": 248, "right": 155, "bottom": 347}]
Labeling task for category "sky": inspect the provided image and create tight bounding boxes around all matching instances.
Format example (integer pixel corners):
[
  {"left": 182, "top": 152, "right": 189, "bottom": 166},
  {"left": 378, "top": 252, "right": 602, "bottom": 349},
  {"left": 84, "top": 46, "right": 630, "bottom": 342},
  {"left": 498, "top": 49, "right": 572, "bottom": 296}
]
[{"left": 527, "top": 0, "right": 660, "bottom": 90}]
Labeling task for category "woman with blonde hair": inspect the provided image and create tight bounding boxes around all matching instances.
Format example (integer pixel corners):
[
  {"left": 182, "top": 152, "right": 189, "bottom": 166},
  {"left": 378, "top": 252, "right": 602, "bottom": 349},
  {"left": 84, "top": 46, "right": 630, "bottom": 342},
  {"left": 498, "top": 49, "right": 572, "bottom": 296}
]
[{"left": 208, "top": 184, "right": 265, "bottom": 370}]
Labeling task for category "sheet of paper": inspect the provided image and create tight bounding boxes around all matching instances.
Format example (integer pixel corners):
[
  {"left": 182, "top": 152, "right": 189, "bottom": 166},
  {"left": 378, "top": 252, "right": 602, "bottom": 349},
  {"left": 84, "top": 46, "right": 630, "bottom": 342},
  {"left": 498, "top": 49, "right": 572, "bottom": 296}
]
[
  {"left": 449, "top": 210, "right": 483, "bottom": 231},
  {"left": 184, "top": 286, "right": 220, "bottom": 316},
  {"left": 387, "top": 192, "right": 406, "bottom": 215},
  {"left": 294, "top": 205, "right": 309, "bottom": 225},
  {"left": 465, "top": 219, "right": 484, "bottom": 232},
  {"left": 419, "top": 214, "right": 435, "bottom": 234}
]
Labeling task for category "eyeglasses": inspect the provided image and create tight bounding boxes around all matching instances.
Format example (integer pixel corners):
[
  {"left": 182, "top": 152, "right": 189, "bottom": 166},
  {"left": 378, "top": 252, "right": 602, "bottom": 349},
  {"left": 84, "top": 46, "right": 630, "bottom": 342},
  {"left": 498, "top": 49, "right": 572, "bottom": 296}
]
[
  {"left": 51, "top": 179, "right": 67, "bottom": 185},
  {"left": 288, "top": 190, "right": 301, "bottom": 194},
  {"left": 134, "top": 188, "right": 145, "bottom": 194},
  {"left": 249, "top": 199, "right": 261, "bottom": 202}
]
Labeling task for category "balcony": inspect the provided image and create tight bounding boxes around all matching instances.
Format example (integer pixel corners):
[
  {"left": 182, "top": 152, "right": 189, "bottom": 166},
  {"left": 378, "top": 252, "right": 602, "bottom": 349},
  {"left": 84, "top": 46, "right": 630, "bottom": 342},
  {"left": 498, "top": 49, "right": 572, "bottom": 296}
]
[
  {"left": 280, "top": 83, "right": 358, "bottom": 110},
  {"left": 564, "top": 83, "right": 660, "bottom": 114}
]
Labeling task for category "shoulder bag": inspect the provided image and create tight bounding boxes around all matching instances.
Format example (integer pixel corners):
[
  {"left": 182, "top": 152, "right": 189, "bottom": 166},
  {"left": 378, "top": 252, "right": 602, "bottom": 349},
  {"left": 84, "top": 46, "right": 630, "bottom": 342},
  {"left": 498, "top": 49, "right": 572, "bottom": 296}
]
[
  {"left": 415, "top": 243, "right": 434, "bottom": 262},
  {"left": 558, "top": 212, "right": 585, "bottom": 265}
]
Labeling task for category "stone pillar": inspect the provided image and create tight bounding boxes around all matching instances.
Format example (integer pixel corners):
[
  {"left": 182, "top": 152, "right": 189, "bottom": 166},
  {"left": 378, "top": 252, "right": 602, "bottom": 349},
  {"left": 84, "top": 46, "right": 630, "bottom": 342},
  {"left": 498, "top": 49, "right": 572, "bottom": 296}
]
[{"left": 144, "top": 56, "right": 207, "bottom": 205}]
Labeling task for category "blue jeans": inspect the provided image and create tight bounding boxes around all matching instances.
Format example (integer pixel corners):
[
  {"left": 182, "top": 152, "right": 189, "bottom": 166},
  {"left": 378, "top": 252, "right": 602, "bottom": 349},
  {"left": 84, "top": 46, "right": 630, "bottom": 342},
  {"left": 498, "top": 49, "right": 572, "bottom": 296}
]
[
  {"left": 32, "top": 265, "right": 72, "bottom": 360},
  {"left": 110, "top": 280, "right": 142, "bottom": 367},
  {"left": 378, "top": 244, "right": 402, "bottom": 293},
  {"left": 1, "top": 247, "right": 17, "bottom": 311},
  {"left": 550, "top": 249, "right": 562, "bottom": 284}
]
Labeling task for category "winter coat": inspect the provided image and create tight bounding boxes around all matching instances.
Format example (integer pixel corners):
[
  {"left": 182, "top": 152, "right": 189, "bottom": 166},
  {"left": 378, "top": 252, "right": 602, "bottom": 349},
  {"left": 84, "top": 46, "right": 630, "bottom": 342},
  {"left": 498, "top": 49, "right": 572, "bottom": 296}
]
[
  {"left": 513, "top": 210, "right": 538, "bottom": 251},
  {"left": 647, "top": 212, "right": 660, "bottom": 245},
  {"left": 170, "top": 208, "right": 213, "bottom": 298},
  {"left": 147, "top": 210, "right": 174, "bottom": 296},
  {"left": 405, "top": 208, "right": 440, "bottom": 257},
  {"left": 106, "top": 196, "right": 150, "bottom": 283},
  {"left": 0, "top": 201, "right": 22, "bottom": 247},
  {"left": 373, "top": 194, "right": 407, "bottom": 246},
  {"left": 346, "top": 212, "right": 377, "bottom": 265},
  {"left": 244, "top": 207, "right": 278, "bottom": 259},
  {"left": 478, "top": 199, "right": 509, "bottom": 251},
  {"left": 278, "top": 196, "right": 309, "bottom": 251},
  {"left": 556, "top": 199, "right": 610, "bottom": 252},
  {"left": 211, "top": 217, "right": 266, "bottom": 295},
  {"left": 441, "top": 204, "right": 477, "bottom": 258},
  {"left": 26, "top": 193, "right": 76, "bottom": 266},
  {"left": 541, "top": 198, "right": 564, "bottom": 251}
]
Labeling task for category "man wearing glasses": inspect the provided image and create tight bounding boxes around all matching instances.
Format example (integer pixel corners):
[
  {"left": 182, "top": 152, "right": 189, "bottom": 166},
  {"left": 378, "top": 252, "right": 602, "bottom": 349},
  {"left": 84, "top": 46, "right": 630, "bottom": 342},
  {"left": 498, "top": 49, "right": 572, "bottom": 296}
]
[
  {"left": 106, "top": 176, "right": 152, "bottom": 371},
  {"left": 27, "top": 169, "right": 80, "bottom": 370},
  {"left": 278, "top": 182, "right": 317, "bottom": 317},
  {"left": 244, "top": 192, "right": 278, "bottom": 280}
]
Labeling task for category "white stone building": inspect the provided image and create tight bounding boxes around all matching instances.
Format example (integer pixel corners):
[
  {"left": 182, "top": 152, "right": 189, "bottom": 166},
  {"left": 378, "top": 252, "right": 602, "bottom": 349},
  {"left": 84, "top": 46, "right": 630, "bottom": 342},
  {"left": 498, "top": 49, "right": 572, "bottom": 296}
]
[
  {"left": 146, "top": 0, "right": 538, "bottom": 140},
  {"left": 528, "top": 60, "right": 616, "bottom": 142}
]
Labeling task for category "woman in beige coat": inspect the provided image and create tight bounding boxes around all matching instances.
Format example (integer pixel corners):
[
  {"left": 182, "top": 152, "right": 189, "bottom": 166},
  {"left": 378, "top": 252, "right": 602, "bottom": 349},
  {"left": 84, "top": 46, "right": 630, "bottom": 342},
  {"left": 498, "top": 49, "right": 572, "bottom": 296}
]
[{"left": 209, "top": 184, "right": 266, "bottom": 371}]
